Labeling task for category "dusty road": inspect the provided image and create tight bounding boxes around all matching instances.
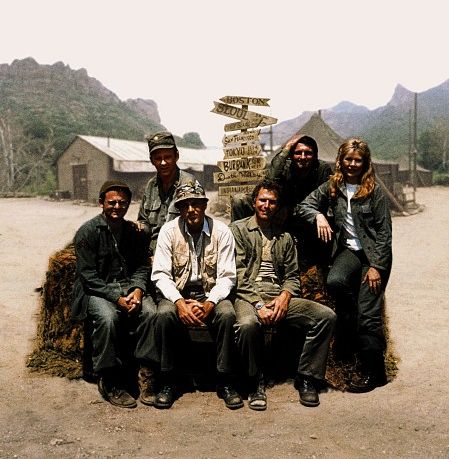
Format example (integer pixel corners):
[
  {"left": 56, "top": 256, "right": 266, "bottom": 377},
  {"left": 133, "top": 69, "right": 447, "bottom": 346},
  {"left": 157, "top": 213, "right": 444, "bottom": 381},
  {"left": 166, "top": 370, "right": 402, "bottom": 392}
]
[{"left": 0, "top": 187, "right": 448, "bottom": 458}]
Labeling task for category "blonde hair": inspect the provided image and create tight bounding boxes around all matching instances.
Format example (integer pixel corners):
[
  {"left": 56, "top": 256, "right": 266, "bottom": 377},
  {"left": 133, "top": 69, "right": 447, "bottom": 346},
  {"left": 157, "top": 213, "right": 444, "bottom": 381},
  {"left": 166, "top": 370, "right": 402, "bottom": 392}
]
[{"left": 329, "top": 137, "right": 375, "bottom": 200}]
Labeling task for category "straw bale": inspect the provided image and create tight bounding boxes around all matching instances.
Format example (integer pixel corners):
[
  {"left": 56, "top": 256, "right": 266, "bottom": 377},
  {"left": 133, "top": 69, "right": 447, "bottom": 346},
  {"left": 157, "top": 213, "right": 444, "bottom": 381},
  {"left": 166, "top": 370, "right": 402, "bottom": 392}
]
[
  {"left": 27, "top": 245, "right": 398, "bottom": 390},
  {"left": 27, "top": 243, "right": 84, "bottom": 379}
]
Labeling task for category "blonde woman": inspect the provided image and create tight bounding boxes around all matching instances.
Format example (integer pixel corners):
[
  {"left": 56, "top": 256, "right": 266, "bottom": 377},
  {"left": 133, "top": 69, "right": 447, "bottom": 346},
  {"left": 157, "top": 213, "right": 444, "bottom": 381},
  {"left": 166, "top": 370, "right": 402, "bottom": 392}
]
[{"left": 299, "top": 138, "right": 392, "bottom": 392}]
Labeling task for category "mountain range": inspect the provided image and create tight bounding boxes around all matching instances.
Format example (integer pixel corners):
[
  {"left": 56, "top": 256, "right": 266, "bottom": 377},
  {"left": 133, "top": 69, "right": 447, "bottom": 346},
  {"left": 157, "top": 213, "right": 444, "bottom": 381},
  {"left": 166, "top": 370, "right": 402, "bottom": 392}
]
[
  {"left": 0, "top": 57, "right": 204, "bottom": 156},
  {"left": 261, "top": 80, "right": 449, "bottom": 161},
  {"left": 1, "top": 57, "right": 448, "bottom": 162}
]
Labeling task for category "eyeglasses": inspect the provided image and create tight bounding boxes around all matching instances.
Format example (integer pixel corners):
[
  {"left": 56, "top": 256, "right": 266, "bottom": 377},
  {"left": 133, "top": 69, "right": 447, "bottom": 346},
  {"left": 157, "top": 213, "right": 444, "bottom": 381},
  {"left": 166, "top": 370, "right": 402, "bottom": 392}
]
[{"left": 106, "top": 200, "right": 129, "bottom": 207}]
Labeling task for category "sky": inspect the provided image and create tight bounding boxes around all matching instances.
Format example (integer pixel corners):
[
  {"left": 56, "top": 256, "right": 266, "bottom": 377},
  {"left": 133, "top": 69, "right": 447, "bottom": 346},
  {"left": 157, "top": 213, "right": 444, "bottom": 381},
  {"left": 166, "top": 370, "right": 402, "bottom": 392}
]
[{"left": 2, "top": 0, "right": 449, "bottom": 146}]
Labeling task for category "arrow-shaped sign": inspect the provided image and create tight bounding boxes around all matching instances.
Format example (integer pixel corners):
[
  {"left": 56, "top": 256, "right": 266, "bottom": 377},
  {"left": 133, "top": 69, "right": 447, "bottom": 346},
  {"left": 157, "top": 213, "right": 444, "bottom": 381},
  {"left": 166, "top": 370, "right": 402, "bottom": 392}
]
[
  {"left": 224, "top": 119, "right": 262, "bottom": 132},
  {"left": 217, "top": 156, "right": 266, "bottom": 173},
  {"left": 218, "top": 184, "right": 256, "bottom": 197},
  {"left": 219, "top": 96, "right": 270, "bottom": 107},
  {"left": 214, "top": 169, "right": 267, "bottom": 184},
  {"left": 222, "top": 130, "right": 260, "bottom": 147},
  {"left": 211, "top": 101, "right": 277, "bottom": 127},
  {"left": 223, "top": 144, "right": 262, "bottom": 159}
]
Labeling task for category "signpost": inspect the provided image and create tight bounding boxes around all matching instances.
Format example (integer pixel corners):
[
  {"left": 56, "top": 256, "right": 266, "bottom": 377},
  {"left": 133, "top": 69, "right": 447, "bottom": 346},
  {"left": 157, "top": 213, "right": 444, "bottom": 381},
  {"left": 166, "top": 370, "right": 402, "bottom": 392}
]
[
  {"left": 222, "top": 130, "right": 260, "bottom": 147},
  {"left": 223, "top": 144, "right": 262, "bottom": 159},
  {"left": 211, "top": 95, "right": 277, "bottom": 201},
  {"left": 211, "top": 101, "right": 277, "bottom": 127}
]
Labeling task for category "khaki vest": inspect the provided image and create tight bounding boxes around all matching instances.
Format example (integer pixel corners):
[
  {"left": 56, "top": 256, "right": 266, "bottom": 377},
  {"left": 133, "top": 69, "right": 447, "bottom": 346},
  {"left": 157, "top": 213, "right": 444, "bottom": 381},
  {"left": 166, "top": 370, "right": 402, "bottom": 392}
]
[{"left": 172, "top": 216, "right": 219, "bottom": 294}]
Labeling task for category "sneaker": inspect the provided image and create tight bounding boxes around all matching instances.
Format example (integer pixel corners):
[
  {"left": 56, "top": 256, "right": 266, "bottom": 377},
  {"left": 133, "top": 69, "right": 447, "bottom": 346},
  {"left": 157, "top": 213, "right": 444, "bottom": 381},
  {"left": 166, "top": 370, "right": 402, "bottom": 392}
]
[
  {"left": 98, "top": 377, "right": 137, "bottom": 409},
  {"left": 138, "top": 365, "right": 158, "bottom": 406}
]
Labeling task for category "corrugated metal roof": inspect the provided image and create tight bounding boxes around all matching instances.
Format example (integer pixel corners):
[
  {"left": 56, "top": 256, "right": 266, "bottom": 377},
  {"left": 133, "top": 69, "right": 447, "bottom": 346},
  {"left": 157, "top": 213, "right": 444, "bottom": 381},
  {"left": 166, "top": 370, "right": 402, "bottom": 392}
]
[{"left": 78, "top": 135, "right": 223, "bottom": 172}]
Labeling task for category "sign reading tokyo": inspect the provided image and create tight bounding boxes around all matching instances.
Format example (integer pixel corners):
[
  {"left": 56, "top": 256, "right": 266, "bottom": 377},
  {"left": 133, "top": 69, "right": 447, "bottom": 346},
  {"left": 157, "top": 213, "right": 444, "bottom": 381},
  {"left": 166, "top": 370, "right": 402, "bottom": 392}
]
[
  {"left": 223, "top": 144, "right": 262, "bottom": 159},
  {"left": 219, "top": 96, "right": 270, "bottom": 106}
]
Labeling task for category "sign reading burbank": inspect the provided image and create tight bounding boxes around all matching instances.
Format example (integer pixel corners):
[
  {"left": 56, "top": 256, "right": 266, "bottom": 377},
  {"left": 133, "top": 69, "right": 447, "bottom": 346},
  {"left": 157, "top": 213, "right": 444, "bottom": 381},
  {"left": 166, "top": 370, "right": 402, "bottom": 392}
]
[
  {"left": 222, "top": 130, "right": 260, "bottom": 146},
  {"left": 218, "top": 184, "right": 256, "bottom": 196},
  {"left": 217, "top": 156, "right": 266, "bottom": 172},
  {"left": 211, "top": 102, "right": 277, "bottom": 127},
  {"left": 219, "top": 96, "right": 270, "bottom": 106},
  {"left": 223, "top": 144, "right": 262, "bottom": 159},
  {"left": 214, "top": 169, "right": 266, "bottom": 184}
]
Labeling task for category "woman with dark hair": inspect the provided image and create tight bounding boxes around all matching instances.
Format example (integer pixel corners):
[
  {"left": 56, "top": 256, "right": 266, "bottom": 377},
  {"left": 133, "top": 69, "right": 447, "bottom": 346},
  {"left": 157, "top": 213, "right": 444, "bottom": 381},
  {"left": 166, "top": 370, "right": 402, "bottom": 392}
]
[{"left": 298, "top": 138, "right": 392, "bottom": 392}]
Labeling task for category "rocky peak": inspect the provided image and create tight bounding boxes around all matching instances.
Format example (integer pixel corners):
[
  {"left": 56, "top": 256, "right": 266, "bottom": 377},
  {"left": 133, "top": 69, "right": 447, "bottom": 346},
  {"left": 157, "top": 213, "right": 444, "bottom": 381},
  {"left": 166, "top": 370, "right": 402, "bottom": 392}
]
[
  {"left": 387, "top": 84, "right": 415, "bottom": 108},
  {"left": 125, "top": 98, "right": 161, "bottom": 124}
]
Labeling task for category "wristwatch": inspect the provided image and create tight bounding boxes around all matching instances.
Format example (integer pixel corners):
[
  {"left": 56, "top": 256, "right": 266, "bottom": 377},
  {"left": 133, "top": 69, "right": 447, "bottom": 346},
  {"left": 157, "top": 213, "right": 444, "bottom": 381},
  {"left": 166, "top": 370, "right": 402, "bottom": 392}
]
[{"left": 254, "top": 301, "right": 264, "bottom": 310}]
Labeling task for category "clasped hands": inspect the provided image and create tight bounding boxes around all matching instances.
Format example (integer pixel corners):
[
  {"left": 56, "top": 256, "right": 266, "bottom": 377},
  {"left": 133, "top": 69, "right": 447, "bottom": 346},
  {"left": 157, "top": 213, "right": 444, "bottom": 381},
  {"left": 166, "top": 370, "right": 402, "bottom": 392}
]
[
  {"left": 255, "top": 291, "right": 291, "bottom": 325},
  {"left": 117, "top": 288, "right": 143, "bottom": 315},
  {"left": 175, "top": 298, "right": 214, "bottom": 326}
]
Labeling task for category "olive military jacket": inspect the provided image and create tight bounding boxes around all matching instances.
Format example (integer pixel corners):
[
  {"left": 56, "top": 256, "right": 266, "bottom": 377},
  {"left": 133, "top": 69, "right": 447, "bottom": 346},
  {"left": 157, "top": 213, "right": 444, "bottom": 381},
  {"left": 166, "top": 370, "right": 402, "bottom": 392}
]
[
  {"left": 266, "top": 149, "right": 333, "bottom": 207},
  {"left": 229, "top": 215, "right": 301, "bottom": 305},
  {"left": 71, "top": 214, "right": 150, "bottom": 321},
  {"left": 137, "top": 168, "right": 200, "bottom": 254},
  {"left": 298, "top": 181, "right": 393, "bottom": 276}
]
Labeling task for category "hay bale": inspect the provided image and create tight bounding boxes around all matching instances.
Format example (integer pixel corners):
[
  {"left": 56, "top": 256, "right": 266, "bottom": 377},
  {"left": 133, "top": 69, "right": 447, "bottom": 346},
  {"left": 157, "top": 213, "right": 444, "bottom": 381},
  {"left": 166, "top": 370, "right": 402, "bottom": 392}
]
[
  {"left": 27, "top": 244, "right": 399, "bottom": 389},
  {"left": 27, "top": 244, "right": 85, "bottom": 379}
]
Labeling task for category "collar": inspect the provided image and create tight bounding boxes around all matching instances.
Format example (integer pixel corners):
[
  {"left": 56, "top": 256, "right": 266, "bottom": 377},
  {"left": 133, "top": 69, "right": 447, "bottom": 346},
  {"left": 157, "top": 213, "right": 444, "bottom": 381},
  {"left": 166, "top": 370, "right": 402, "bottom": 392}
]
[
  {"left": 183, "top": 216, "right": 210, "bottom": 238},
  {"left": 247, "top": 214, "right": 282, "bottom": 238}
]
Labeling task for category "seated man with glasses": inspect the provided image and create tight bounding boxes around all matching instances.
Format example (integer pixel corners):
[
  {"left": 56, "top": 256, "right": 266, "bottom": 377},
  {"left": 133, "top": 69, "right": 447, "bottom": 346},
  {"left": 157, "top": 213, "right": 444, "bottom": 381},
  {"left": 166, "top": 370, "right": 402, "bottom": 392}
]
[
  {"left": 151, "top": 182, "right": 243, "bottom": 410},
  {"left": 72, "top": 180, "right": 158, "bottom": 409}
]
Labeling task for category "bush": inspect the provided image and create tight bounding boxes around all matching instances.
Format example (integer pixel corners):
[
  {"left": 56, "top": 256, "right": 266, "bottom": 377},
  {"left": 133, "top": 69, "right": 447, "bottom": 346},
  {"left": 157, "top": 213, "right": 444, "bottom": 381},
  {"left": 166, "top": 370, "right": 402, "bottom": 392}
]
[{"left": 433, "top": 172, "right": 449, "bottom": 186}]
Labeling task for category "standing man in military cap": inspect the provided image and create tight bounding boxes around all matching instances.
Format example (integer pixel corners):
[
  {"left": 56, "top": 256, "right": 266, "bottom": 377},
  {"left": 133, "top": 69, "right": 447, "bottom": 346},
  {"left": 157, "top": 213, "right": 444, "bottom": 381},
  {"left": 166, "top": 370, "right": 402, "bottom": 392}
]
[
  {"left": 151, "top": 182, "right": 243, "bottom": 410},
  {"left": 137, "top": 131, "right": 203, "bottom": 257},
  {"left": 72, "top": 180, "right": 158, "bottom": 408}
]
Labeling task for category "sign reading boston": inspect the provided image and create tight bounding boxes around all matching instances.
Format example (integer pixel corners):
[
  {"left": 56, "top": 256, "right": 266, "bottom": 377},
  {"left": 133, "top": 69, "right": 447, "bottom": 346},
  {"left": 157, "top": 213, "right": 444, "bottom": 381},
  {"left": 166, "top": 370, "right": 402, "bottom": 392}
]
[{"left": 219, "top": 96, "right": 270, "bottom": 106}]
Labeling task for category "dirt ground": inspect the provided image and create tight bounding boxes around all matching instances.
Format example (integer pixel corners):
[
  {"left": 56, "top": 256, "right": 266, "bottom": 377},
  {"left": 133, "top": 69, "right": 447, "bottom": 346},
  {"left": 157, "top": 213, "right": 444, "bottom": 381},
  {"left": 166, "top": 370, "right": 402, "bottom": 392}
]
[{"left": 0, "top": 187, "right": 448, "bottom": 459}]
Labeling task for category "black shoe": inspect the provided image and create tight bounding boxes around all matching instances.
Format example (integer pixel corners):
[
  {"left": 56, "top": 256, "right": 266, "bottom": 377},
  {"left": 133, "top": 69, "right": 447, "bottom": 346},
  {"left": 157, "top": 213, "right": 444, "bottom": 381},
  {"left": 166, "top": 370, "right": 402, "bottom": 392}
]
[
  {"left": 154, "top": 385, "right": 176, "bottom": 409},
  {"left": 297, "top": 377, "right": 320, "bottom": 407},
  {"left": 217, "top": 385, "right": 244, "bottom": 410},
  {"left": 98, "top": 377, "right": 137, "bottom": 409},
  {"left": 347, "top": 373, "right": 387, "bottom": 393}
]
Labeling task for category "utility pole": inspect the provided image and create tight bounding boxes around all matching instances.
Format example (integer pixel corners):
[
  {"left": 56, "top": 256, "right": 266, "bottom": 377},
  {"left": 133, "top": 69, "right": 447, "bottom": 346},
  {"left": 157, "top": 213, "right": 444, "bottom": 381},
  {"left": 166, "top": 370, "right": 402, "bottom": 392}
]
[{"left": 411, "top": 92, "right": 418, "bottom": 191}]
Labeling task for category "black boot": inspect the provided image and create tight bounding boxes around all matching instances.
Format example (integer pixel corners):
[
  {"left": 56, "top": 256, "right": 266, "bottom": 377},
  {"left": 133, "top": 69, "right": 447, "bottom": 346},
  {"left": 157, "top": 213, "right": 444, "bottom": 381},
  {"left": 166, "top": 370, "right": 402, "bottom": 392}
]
[{"left": 348, "top": 351, "right": 387, "bottom": 393}]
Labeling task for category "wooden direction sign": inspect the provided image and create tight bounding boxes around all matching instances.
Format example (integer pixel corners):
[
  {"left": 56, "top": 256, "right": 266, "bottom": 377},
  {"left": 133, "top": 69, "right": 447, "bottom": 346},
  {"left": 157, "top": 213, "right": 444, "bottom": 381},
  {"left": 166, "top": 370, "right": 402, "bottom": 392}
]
[
  {"left": 211, "top": 102, "right": 277, "bottom": 127},
  {"left": 219, "top": 96, "right": 270, "bottom": 107},
  {"left": 217, "top": 156, "right": 266, "bottom": 173},
  {"left": 222, "top": 130, "right": 260, "bottom": 147},
  {"left": 214, "top": 169, "right": 266, "bottom": 184},
  {"left": 224, "top": 119, "right": 262, "bottom": 132},
  {"left": 223, "top": 144, "right": 262, "bottom": 159},
  {"left": 218, "top": 184, "right": 256, "bottom": 197}
]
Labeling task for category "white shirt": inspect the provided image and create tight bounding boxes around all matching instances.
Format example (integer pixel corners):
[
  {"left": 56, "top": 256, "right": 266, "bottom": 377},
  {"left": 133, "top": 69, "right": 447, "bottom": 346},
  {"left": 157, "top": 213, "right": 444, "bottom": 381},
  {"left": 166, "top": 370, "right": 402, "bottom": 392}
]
[
  {"left": 343, "top": 183, "right": 362, "bottom": 251},
  {"left": 151, "top": 216, "right": 236, "bottom": 305}
]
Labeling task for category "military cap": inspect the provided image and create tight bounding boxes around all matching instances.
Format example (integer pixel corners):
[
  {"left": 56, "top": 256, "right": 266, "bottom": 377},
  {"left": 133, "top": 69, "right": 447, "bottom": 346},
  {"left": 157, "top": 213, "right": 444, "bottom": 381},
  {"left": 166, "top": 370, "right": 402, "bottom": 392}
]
[
  {"left": 145, "top": 131, "right": 177, "bottom": 156},
  {"left": 99, "top": 180, "right": 132, "bottom": 201}
]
